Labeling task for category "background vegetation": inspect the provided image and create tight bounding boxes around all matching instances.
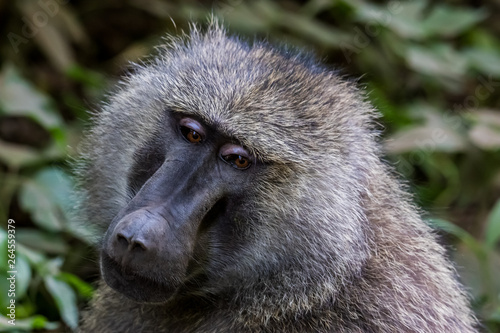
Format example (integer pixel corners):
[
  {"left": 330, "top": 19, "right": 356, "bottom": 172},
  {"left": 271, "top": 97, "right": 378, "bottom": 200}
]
[{"left": 0, "top": 0, "right": 499, "bottom": 332}]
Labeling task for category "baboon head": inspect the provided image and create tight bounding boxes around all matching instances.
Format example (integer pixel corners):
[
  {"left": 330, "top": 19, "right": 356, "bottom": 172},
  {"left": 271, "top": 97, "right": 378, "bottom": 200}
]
[
  {"left": 80, "top": 24, "right": 376, "bottom": 306},
  {"left": 77, "top": 21, "right": 477, "bottom": 333}
]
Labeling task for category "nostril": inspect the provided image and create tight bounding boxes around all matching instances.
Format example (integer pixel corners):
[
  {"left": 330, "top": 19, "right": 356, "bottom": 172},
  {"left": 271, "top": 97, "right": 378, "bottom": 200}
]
[
  {"left": 131, "top": 240, "right": 147, "bottom": 251},
  {"left": 116, "top": 233, "right": 130, "bottom": 247},
  {"left": 116, "top": 232, "right": 147, "bottom": 252}
]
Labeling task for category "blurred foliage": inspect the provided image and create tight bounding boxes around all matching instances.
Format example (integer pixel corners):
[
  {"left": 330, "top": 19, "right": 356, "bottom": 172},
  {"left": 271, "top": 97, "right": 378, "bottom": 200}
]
[{"left": 0, "top": 0, "right": 499, "bottom": 331}]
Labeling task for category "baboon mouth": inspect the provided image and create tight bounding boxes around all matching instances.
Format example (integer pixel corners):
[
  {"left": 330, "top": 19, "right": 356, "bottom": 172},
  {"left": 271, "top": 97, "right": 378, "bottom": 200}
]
[{"left": 101, "top": 251, "right": 177, "bottom": 303}]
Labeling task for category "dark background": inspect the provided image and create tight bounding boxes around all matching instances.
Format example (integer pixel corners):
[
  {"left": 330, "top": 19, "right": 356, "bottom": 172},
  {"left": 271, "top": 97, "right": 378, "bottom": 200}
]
[{"left": 0, "top": 0, "right": 499, "bottom": 331}]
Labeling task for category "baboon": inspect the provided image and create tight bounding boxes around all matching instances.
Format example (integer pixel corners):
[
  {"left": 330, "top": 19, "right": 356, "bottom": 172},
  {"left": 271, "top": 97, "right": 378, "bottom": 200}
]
[{"left": 76, "top": 23, "right": 477, "bottom": 332}]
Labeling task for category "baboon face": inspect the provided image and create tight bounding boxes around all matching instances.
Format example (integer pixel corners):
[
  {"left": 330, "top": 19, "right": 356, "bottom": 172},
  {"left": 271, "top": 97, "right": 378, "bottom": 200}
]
[
  {"left": 92, "top": 29, "right": 372, "bottom": 306},
  {"left": 101, "top": 111, "right": 260, "bottom": 303}
]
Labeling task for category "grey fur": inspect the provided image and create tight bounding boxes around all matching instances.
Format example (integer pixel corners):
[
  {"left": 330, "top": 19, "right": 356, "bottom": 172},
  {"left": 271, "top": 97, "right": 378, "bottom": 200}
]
[{"left": 76, "top": 23, "right": 477, "bottom": 332}]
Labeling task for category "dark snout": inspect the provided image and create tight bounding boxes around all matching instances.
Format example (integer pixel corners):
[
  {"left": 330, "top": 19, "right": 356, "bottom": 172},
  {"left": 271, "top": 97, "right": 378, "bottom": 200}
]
[
  {"left": 108, "top": 208, "right": 190, "bottom": 270},
  {"left": 100, "top": 154, "right": 224, "bottom": 303},
  {"left": 102, "top": 206, "right": 191, "bottom": 303}
]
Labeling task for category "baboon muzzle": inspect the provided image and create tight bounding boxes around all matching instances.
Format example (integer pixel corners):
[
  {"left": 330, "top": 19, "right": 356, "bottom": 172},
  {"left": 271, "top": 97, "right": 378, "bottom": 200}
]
[{"left": 101, "top": 155, "right": 223, "bottom": 303}]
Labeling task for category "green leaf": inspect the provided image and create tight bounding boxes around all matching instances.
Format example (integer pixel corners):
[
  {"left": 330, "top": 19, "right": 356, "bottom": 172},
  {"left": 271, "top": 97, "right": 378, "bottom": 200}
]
[
  {"left": 0, "top": 63, "right": 63, "bottom": 130},
  {"left": 485, "top": 199, "right": 500, "bottom": 248},
  {"left": 355, "top": 0, "right": 427, "bottom": 39},
  {"left": 406, "top": 44, "right": 467, "bottom": 80},
  {"left": 384, "top": 104, "right": 467, "bottom": 154},
  {"left": 0, "top": 139, "right": 66, "bottom": 169},
  {"left": 38, "top": 257, "right": 64, "bottom": 277},
  {"left": 0, "top": 141, "right": 43, "bottom": 169},
  {"left": 58, "top": 272, "right": 94, "bottom": 299},
  {"left": 44, "top": 276, "right": 79, "bottom": 330},
  {"left": 468, "top": 110, "right": 500, "bottom": 150},
  {"left": 385, "top": 125, "right": 467, "bottom": 154},
  {"left": 19, "top": 180, "right": 64, "bottom": 231},
  {"left": 469, "top": 124, "right": 500, "bottom": 150},
  {"left": 0, "top": 276, "right": 9, "bottom": 310},
  {"left": 464, "top": 48, "right": 500, "bottom": 76},
  {"left": 0, "top": 314, "right": 59, "bottom": 331},
  {"left": 422, "top": 5, "right": 486, "bottom": 38},
  {"left": 36, "top": 168, "right": 74, "bottom": 213},
  {"left": 17, "top": 244, "right": 46, "bottom": 267},
  {"left": 17, "top": 229, "right": 68, "bottom": 254},
  {"left": 19, "top": 168, "right": 74, "bottom": 232},
  {"left": 0, "top": 229, "right": 6, "bottom": 270},
  {"left": 15, "top": 254, "right": 31, "bottom": 300},
  {"left": 0, "top": 230, "right": 28, "bottom": 311}
]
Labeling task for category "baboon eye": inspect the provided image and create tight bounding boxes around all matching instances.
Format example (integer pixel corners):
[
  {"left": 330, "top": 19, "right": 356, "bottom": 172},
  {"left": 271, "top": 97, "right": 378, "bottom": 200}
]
[
  {"left": 179, "top": 118, "right": 204, "bottom": 144},
  {"left": 182, "top": 127, "right": 202, "bottom": 143},
  {"left": 222, "top": 155, "right": 251, "bottom": 169},
  {"left": 219, "top": 143, "right": 252, "bottom": 170}
]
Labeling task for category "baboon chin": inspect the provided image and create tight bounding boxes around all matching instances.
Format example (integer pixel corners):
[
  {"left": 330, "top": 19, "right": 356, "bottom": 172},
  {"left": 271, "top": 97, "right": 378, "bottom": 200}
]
[{"left": 77, "top": 23, "right": 477, "bottom": 332}]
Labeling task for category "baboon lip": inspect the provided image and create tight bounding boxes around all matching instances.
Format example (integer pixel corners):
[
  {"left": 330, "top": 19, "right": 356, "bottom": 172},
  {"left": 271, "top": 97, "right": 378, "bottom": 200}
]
[{"left": 101, "top": 251, "right": 177, "bottom": 303}]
